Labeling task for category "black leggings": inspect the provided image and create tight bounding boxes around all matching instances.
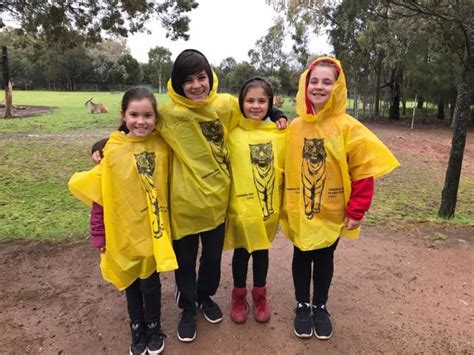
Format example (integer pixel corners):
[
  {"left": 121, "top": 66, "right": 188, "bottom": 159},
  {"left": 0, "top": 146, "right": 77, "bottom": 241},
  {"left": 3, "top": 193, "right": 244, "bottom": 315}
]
[
  {"left": 173, "top": 223, "right": 225, "bottom": 312},
  {"left": 232, "top": 248, "right": 269, "bottom": 288},
  {"left": 125, "top": 272, "right": 161, "bottom": 324},
  {"left": 292, "top": 239, "right": 339, "bottom": 306}
]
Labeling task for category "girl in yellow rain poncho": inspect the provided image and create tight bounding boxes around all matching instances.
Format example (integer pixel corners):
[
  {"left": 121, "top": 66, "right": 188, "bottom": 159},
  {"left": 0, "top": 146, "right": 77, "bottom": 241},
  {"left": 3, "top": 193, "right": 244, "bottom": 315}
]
[
  {"left": 224, "top": 78, "right": 286, "bottom": 324},
  {"left": 69, "top": 87, "right": 177, "bottom": 355},
  {"left": 281, "top": 58, "right": 399, "bottom": 340}
]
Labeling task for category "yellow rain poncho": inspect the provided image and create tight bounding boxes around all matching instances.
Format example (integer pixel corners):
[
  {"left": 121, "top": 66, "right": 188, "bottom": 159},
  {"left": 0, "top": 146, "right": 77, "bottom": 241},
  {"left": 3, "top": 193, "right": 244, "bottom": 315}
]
[
  {"left": 159, "top": 73, "right": 241, "bottom": 239},
  {"left": 281, "top": 57, "right": 399, "bottom": 251},
  {"left": 224, "top": 117, "right": 286, "bottom": 252},
  {"left": 68, "top": 131, "right": 178, "bottom": 290}
]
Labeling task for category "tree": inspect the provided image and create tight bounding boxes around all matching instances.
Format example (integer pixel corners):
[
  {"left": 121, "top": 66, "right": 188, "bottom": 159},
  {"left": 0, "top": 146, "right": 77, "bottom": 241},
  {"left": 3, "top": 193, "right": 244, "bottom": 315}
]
[
  {"left": 1, "top": 45, "right": 12, "bottom": 117},
  {"left": 429, "top": 4, "right": 474, "bottom": 218},
  {"left": 228, "top": 62, "right": 258, "bottom": 93},
  {"left": 57, "top": 47, "right": 94, "bottom": 91},
  {"left": 1, "top": 0, "right": 198, "bottom": 43},
  {"left": 119, "top": 54, "right": 143, "bottom": 85},
  {"left": 218, "top": 57, "right": 237, "bottom": 92},
  {"left": 88, "top": 39, "right": 129, "bottom": 85},
  {"left": 291, "top": 20, "right": 311, "bottom": 70},
  {"left": 148, "top": 46, "right": 172, "bottom": 92},
  {"left": 248, "top": 18, "right": 287, "bottom": 76}
]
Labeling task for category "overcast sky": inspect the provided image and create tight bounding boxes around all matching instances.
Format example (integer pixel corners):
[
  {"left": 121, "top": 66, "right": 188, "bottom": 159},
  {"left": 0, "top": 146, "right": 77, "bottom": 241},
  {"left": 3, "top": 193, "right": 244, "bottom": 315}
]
[{"left": 127, "top": 0, "right": 333, "bottom": 65}]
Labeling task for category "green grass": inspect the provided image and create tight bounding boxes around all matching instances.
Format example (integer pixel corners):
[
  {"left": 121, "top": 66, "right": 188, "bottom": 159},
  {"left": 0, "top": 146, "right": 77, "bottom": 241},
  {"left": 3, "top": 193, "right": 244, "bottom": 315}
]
[
  {"left": 0, "top": 91, "right": 170, "bottom": 133},
  {"left": 366, "top": 152, "right": 474, "bottom": 225},
  {"left": 0, "top": 91, "right": 472, "bottom": 241},
  {"left": 0, "top": 91, "right": 168, "bottom": 240}
]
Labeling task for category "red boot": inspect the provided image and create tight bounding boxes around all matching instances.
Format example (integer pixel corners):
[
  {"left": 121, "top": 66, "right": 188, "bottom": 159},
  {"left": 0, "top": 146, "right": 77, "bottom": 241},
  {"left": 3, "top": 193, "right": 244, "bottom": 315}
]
[
  {"left": 252, "top": 287, "right": 270, "bottom": 323},
  {"left": 231, "top": 287, "right": 248, "bottom": 324}
]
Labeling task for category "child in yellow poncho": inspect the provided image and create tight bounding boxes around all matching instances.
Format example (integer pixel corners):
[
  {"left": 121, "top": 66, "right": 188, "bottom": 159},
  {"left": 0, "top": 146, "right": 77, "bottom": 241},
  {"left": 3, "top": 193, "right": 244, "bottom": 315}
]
[
  {"left": 69, "top": 87, "right": 178, "bottom": 355},
  {"left": 224, "top": 77, "right": 286, "bottom": 324},
  {"left": 281, "top": 58, "right": 399, "bottom": 340}
]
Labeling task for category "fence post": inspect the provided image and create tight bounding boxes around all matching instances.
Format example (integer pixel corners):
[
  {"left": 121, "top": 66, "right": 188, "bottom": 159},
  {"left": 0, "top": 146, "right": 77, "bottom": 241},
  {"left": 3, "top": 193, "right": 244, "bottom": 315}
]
[{"left": 411, "top": 94, "right": 417, "bottom": 129}]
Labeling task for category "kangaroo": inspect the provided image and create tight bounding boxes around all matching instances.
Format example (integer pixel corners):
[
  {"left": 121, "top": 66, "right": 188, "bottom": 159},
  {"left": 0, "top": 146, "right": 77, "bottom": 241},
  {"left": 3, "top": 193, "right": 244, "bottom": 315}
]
[
  {"left": 273, "top": 95, "right": 284, "bottom": 108},
  {"left": 85, "top": 98, "right": 108, "bottom": 113}
]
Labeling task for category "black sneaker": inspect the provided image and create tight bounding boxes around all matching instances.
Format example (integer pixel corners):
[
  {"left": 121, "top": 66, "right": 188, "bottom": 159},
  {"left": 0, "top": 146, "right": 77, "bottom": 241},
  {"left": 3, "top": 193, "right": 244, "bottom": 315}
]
[
  {"left": 129, "top": 321, "right": 147, "bottom": 355},
  {"left": 313, "top": 304, "right": 332, "bottom": 340},
  {"left": 177, "top": 310, "right": 197, "bottom": 342},
  {"left": 197, "top": 297, "right": 223, "bottom": 323},
  {"left": 145, "top": 321, "right": 166, "bottom": 355},
  {"left": 293, "top": 303, "right": 313, "bottom": 338}
]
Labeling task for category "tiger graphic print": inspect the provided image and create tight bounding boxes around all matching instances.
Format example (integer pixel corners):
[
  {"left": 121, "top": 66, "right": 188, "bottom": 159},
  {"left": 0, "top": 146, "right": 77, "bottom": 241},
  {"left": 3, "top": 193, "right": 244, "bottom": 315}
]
[
  {"left": 301, "top": 138, "right": 327, "bottom": 219},
  {"left": 249, "top": 142, "right": 275, "bottom": 221},
  {"left": 199, "top": 119, "right": 230, "bottom": 176},
  {"left": 134, "top": 151, "right": 164, "bottom": 239}
]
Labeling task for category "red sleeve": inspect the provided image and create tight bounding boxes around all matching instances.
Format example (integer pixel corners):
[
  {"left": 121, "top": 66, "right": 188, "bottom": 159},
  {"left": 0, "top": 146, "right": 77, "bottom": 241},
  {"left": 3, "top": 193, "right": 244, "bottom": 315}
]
[
  {"left": 346, "top": 177, "right": 374, "bottom": 221},
  {"left": 90, "top": 202, "right": 105, "bottom": 249}
]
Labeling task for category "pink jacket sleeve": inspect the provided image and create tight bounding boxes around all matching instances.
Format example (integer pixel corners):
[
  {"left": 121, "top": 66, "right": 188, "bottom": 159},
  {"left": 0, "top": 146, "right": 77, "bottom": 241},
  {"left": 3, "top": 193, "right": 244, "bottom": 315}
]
[{"left": 90, "top": 202, "right": 105, "bottom": 249}]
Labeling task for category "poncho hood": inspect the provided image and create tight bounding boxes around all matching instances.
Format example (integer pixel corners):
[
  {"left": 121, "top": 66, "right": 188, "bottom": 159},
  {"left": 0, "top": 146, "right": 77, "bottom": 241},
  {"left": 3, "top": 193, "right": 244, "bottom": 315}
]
[
  {"left": 296, "top": 56, "right": 347, "bottom": 122},
  {"left": 167, "top": 71, "right": 219, "bottom": 109}
]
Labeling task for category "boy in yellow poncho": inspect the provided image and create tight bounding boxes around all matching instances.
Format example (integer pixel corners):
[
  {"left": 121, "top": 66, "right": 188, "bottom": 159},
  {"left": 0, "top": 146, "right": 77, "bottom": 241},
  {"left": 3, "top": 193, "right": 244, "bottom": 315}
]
[
  {"left": 224, "top": 78, "right": 286, "bottom": 324},
  {"left": 69, "top": 87, "right": 177, "bottom": 355},
  {"left": 281, "top": 58, "right": 399, "bottom": 340}
]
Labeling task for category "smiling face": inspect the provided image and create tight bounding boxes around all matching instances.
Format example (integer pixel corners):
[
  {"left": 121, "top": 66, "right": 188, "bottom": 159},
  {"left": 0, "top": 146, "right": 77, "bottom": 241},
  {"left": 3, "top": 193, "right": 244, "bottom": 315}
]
[
  {"left": 243, "top": 87, "right": 270, "bottom": 121},
  {"left": 122, "top": 98, "right": 156, "bottom": 137},
  {"left": 306, "top": 65, "right": 337, "bottom": 113},
  {"left": 182, "top": 70, "right": 211, "bottom": 102}
]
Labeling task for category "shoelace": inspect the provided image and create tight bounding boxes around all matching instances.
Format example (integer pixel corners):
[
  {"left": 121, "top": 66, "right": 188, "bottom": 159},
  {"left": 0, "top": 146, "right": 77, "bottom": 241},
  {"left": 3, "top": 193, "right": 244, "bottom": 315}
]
[{"left": 296, "top": 303, "right": 311, "bottom": 315}]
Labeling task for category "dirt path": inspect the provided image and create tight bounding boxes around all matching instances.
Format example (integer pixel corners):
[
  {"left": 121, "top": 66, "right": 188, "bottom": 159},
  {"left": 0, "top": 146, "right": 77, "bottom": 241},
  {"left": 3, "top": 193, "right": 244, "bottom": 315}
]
[{"left": 1, "top": 224, "right": 472, "bottom": 354}]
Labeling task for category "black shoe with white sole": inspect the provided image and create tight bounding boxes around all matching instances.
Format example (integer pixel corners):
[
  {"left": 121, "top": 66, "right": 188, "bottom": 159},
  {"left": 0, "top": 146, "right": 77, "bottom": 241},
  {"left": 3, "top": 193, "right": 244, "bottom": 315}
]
[
  {"left": 293, "top": 303, "right": 313, "bottom": 338},
  {"left": 313, "top": 304, "right": 332, "bottom": 340},
  {"left": 129, "top": 321, "right": 147, "bottom": 355},
  {"left": 177, "top": 310, "right": 197, "bottom": 343},
  {"left": 145, "top": 321, "right": 166, "bottom": 354},
  {"left": 197, "top": 297, "right": 223, "bottom": 323}
]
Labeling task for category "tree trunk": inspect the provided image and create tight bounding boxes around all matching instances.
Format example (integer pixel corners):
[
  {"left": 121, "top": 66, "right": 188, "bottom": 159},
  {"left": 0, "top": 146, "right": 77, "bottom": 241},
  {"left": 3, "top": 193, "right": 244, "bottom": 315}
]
[
  {"left": 439, "top": 46, "right": 474, "bottom": 218},
  {"left": 437, "top": 98, "right": 445, "bottom": 120},
  {"left": 389, "top": 61, "right": 403, "bottom": 120},
  {"left": 354, "top": 90, "right": 359, "bottom": 118},
  {"left": 374, "top": 51, "right": 383, "bottom": 118},
  {"left": 389, "top": 91, "right": 400, "bottom": 119},
  {"left": 2, "top": 46, "right": 13, "bottom": 118},
  {"left": 159, "top": 72, "right": 162, "bottom": 94}
]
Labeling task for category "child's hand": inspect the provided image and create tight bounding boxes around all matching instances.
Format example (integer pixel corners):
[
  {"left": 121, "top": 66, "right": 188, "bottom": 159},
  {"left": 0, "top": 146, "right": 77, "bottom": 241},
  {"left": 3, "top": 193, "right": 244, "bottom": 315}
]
[
  {"left": 91, "top": 150, "right": 102, "bottom": 165},
  {"left": 276, "top": 118, "right": 287, "bottom": 129},
  {"left": 344, "top": 217, "right": 361, "bottom": 230}
]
